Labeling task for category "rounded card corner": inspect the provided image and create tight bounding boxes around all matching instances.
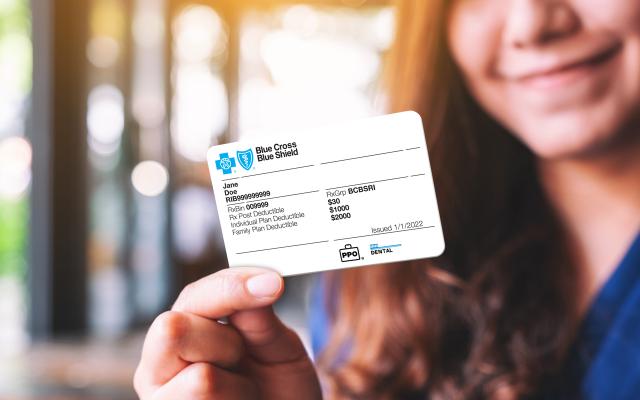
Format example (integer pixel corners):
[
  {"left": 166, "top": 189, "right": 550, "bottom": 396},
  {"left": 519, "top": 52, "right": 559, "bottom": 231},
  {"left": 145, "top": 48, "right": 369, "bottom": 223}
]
[
  {"left": 405, "top": 110, "right": 422, "bottom": 122},
  {"left": 434, "top": 240, "right": 446, "bottom": 258}
]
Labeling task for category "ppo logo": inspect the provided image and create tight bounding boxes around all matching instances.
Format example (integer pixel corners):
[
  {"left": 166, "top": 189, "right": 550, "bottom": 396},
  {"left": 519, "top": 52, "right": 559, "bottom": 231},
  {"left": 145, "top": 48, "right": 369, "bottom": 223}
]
[{"left": 339, "top": 244, "right": 361, "bottom": 262}]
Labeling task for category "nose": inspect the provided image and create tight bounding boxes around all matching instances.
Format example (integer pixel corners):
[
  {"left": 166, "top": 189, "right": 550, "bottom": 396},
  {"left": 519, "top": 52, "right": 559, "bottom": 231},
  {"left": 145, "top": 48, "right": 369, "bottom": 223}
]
[{"left": 503, "top": 0, "right": 580, "bottom": 48}]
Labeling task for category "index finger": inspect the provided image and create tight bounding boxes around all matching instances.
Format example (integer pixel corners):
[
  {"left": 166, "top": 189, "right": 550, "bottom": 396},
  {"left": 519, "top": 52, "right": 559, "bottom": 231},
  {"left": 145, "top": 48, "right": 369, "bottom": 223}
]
[{"left": 171, "top": 267, "right": 283, "bottom": 319}]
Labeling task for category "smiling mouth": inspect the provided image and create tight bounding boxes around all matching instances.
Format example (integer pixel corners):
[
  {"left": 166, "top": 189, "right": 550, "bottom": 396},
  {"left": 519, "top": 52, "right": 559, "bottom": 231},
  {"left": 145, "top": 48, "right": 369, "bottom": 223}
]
[{"left": 510, "top": 43, "right": 623, "bottom": 89}]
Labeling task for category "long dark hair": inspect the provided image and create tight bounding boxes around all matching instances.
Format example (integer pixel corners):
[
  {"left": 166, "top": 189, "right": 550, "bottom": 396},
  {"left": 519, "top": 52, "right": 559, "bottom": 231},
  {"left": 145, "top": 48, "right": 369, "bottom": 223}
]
[{"left": 318, "top": 1, "right": 580, "bottom": 398}]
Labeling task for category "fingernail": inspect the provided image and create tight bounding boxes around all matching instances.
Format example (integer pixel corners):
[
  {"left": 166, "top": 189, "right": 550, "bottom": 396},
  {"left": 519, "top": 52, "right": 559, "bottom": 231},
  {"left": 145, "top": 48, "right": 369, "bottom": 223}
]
[{"left": 246, "top": 272, "right": 282, "bottom": 298}]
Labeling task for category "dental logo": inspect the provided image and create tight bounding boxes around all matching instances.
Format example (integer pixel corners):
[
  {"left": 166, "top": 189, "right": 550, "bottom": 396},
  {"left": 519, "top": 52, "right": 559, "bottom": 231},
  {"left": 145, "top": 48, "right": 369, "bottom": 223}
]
[
  {"left": 236, "top": 149, "right": 254, "bottom": 171},
  {"left": 370, "top": 243, "right": 402, "bottom": 255},
  {"left": 215, "top": 152, "right": 236, "bottom": 175}
]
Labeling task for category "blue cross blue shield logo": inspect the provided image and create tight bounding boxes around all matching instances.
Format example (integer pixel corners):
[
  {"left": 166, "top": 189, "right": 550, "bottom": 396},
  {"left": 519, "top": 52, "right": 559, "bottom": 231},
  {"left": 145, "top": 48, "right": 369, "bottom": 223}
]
[
  {"left": 215, "top": 152, "right": 236, "bottom": 174},
  {"left": 236, "top": 149, "right": 254, "bottom": 171}
]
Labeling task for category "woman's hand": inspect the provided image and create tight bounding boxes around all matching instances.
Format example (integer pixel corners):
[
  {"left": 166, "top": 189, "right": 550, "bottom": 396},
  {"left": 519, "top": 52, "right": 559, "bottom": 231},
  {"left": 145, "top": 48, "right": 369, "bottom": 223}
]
[{"left": 134, "top": 267, "right": 322, "bottom": 399}]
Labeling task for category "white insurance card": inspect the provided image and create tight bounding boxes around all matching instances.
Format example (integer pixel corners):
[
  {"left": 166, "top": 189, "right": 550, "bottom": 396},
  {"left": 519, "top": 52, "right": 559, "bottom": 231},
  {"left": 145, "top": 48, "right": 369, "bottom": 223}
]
[{"left": 207, "top": 111, "right": 445, "bottom": 276}]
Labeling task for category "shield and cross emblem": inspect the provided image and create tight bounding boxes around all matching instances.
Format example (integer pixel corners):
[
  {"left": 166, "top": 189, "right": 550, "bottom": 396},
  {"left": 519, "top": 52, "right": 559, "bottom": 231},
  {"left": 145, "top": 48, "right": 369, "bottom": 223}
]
[{"left": 236, "top": 149, "right": 254, "bottom": 170}]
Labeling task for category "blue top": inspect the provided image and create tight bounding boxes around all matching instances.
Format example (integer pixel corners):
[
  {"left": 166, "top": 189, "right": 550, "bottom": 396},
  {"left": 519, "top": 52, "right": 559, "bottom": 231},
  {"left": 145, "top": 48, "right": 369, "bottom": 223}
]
[{"left": 309, "top": 231, "right": 640, "bottom": 398}]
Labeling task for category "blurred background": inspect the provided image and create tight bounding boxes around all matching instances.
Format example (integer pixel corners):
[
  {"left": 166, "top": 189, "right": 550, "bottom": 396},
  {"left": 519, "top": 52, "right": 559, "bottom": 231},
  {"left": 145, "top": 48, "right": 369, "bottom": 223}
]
[{"left": 0, "top": 0, "right": 393, "bottom": 398}]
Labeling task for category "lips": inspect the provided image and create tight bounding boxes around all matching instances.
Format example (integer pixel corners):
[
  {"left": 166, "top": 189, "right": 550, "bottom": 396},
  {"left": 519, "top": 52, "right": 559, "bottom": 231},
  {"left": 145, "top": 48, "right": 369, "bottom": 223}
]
[{"left": 499, "top": 40, "right": 623, "bottom": 88}]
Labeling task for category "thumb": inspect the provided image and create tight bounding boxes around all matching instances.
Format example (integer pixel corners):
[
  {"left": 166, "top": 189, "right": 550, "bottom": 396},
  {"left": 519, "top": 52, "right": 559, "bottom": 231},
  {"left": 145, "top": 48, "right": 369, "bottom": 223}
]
[{"left": 229, "top": 306, "right": 309, "bottom": 364}]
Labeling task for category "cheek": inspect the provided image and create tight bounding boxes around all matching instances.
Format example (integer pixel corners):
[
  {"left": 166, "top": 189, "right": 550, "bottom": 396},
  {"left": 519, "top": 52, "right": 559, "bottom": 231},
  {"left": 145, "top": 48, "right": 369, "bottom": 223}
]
[
  {"left": 447, "top": 2, "right": 503, "bottom": 90},
  {"left": 577, "top": 0, "right": 640, "bottom": 30},
  {"left": 490, "top": 44, "right": 640, "bottom": 159},
  {"left": 447, "top": 3, "right": 524, "bottom": 144}
]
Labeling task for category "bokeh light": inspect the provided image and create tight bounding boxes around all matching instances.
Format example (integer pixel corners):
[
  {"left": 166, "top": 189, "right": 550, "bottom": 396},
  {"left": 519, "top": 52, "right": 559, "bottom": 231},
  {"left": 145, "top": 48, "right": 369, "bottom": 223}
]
[
  {"left": 171, "top": 5, "right": 228, "bottom": 162},
  {"left": 132, "top": 95, "right": 165, "bottom": 129},
  {"left": 239, "top": 77, "right": 371, "bottom": 138},
  {"left": 131, "top": 161, "right": 169, "bottom": 197},
  {"left": 173, "top": 5, "right": 226, "bottom": 63},
  {"left": 0, "top": 0, "right": 32, "bottom": 359},
  {"left": 87, "top": 84, "right": 124, "bottom": 155},
  {"left": 0, "top": 136, "right": 32, "bottom": 199},
  {"left": 90, "top": 0, "right": 125, "bottom": 40},
  {"left": 172, "top": 186, "right": 222, "bottom": 262},
  {"left": 281, "top": 5, "right": 319, "bottom": 37},
  {"left": 86, "top": 35, "right": 120, "bottom": 68},
  {"left": 171, "top": 66, "right": 228, "bottom": 162},
  {"left": 0, "top": 31, "right": 32, "bottom": 133},
  {"left": 133, "top": 11, "right": 165, "bottom": 48},
  {"left": 260, "top": 30, "right": 379, "bottom": 89},
  {"left": 238, "top": 6, "right": 392, "bottom": 136},
  {"left": 371, "top": 7, "right": 395, "bottom": 50}
]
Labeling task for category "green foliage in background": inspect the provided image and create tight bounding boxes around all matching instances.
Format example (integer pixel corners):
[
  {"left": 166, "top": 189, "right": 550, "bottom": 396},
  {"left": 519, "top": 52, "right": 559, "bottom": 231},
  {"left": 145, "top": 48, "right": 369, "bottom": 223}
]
[
  {"left": 0, "top": 0, "right": 30, "bottom": 278},
  {"left": 0, "top": 198, "right": 27, "bottom": 277},
  {"left": 0, "top": 0, "right": 32, "bottom": 93}
]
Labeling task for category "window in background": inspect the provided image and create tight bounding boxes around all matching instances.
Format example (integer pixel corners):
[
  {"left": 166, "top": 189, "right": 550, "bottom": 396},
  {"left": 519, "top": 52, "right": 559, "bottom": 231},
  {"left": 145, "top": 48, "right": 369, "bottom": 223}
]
[
  {"left": 87, "top": 0, "right": 175, "bottom": 336},
  {"left": 86, "top": 0, "right": 131, "bottom": 337},
  {"left": 169, "top": 3, "right": 229, "bottom": 287},
  {"left": 0, "top": 0, "right": 32, "bottom": 355},
  {"left": 130, "top": 0, "right": 171, "bottom": 323}
]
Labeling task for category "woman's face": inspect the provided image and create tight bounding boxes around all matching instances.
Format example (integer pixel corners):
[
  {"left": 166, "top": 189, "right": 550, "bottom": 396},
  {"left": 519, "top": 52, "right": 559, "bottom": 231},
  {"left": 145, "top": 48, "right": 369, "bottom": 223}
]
[{"left": 447, "top": 0, "right": 640, "bottom": 159}]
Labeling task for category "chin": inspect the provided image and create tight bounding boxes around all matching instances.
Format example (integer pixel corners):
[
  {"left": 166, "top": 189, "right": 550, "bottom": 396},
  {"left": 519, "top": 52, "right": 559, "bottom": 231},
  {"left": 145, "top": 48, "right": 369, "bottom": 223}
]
[{"left": 511, "top": 113, "right": 623, "bottom": 160}]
